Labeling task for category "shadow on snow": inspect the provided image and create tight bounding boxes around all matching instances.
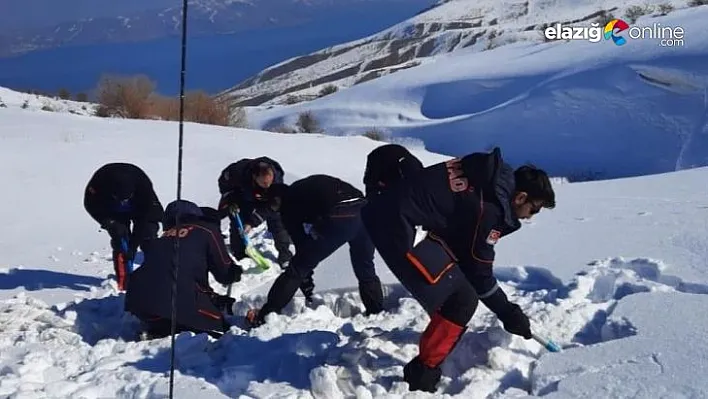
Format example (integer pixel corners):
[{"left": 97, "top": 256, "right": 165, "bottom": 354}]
[{"left": 0, "top": 267, "right": 104, "bottom": 292}]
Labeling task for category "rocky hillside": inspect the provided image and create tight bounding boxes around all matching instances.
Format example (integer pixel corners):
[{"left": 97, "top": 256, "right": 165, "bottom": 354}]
[{"left": 221, "top": 0, "right": 702, "bottom": 107}]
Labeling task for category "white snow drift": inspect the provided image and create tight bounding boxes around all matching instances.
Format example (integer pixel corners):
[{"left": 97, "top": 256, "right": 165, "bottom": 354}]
[{"left": 2, "top": 87, "right": 708, "bottom": 397}]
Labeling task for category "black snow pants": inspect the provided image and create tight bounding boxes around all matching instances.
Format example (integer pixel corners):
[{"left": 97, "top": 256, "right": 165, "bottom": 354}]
[
  {"left": 254, "top": 198, "right": 384, "bottom": 323},
  {"left": 360, "top": 192, "right": 479, "bottom": 393}
]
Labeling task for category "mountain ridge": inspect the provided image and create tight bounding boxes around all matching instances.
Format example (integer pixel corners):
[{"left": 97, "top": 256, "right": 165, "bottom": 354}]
[{"left": 221, "top": 0, "right": 701, "bottom": 107}]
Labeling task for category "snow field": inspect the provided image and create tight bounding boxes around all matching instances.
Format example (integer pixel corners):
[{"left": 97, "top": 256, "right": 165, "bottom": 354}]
[{"left": 3, "top": 198, "right": 708, "bottom": 399}]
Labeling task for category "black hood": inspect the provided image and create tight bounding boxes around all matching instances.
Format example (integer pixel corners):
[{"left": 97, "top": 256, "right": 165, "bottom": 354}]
[
  {"left": 163, "top": 200, "right": 204, "bottom": 229},
  {"left": 482, "top": 148, "right": 521, "bottom": 233},
  {"left": 494, "top": 161, "right": 522, "bottom": 232},
  {"left": 248, "top": 156, "right": 285, "bottom": 184},
  {"left": 364, "top": 144, "right": 423, "bottom": 190},
  {"left": 199, "top": 206, "right": 222, "bottom": 224}
]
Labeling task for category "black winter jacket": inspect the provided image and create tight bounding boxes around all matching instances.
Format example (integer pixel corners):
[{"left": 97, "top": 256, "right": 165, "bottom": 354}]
[{"left": 125, "top": 200, "right": 241, "bottom": 333}]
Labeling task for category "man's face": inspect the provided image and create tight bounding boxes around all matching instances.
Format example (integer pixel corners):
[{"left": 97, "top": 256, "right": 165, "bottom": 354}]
[
  {"left": 254, "top": 170, "right": 274, "bottom": 189},
  {"left": 512, "top": 192, "right": 543, "bottom": 219}
]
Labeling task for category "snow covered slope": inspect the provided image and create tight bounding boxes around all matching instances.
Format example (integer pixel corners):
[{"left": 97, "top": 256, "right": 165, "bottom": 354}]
[
  {"left": 223, "top": 0, "right": 706, "bottom": 106},
  {"left": 248, "top": 6, "right": 708, "bottom": 180},
  {"left": 0, "top": 86, "right": 96, "bottom": 115},
  {"left": 2, "top": 97, "right": 708, "bottom": 398}
]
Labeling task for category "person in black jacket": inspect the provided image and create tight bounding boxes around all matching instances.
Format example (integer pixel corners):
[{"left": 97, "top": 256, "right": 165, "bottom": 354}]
[
  {"left": 363, "top": 143, "right": 424, "bottom": 197},
  {"left": 125, "top": 200, "right": 243, "bottom": 339},
  {"left": 245, "top": 174, "right": 385, "bottom": 328},
  {"left": 83, "top": 163, "right": 164, "bottom": 291},
  {"left": 360, "top": 147, "right": 556, "bottom": 393},
  {"left": 217, "top": 157, "right": 293, "bottom": 267}
]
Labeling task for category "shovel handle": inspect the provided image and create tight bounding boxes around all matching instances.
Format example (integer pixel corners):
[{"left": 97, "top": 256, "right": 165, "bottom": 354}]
[{"left": 533, "top": 333, "right": 562, "bottom": 352}]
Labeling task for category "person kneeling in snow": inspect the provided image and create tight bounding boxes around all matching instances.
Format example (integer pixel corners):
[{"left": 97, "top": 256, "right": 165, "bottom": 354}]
[
  {"left": 83, "top": 162, "right": 164, "bottom": 291},
  {"left": 245, "top": 174, "right": 385, "bottom": 328},
  {"left": 360, "top": 147, "right": 556, "bottom": 393},
  {"left": 125, "top": 200, "right": 243, "bottom": 339},
  {"left": 363, "top": 143, "right": 424, "bottom": 198}
]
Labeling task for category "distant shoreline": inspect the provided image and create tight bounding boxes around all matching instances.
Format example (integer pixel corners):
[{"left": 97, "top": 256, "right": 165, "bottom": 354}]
[{"left": 0, "top": 1, "right": 432, "bottom": 97}]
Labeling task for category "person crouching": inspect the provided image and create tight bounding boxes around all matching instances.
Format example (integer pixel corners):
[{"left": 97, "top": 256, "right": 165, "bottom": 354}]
[
  {"left": 125, "top": 200, "right": 243, "bottom": 339},
  {"left": 245, "top": 174, "right": 385, "bottom": 328}
]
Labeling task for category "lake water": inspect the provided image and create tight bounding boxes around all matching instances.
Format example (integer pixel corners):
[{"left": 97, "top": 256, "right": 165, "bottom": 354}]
[{"left": 0, "top": 1, "right": 433, "bottom": 97}]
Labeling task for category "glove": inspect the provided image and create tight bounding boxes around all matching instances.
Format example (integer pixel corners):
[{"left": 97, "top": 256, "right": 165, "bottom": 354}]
[
  {"left": 123, "top": 246, "right": 137, "bottom": 262},
  {"left": 225, "top": 203, "right": 239, "bottom": 217},
  {"left": 498, "top": 303, "right": 532, "bottom": 339},
  {"left": 218, "top": 191, "right": 240, "bottom": 216},
  {"left": 303, "top": 223, "right": 319, "bottom": 240},
  {"left": 211, "top": 294, "right": 236, "bottom": 315},
  {"left": 103, "top": 219, "right": 130, "bottom": 240},
  {"left": 232, "top": 264, "right": 244, "bottom": 283},
  {"left": 131, "top": 222, "right": 158, "bottom": 249}
]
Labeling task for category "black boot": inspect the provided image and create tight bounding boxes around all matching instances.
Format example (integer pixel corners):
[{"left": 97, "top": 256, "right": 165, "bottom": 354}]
[
  {"left": 277, "top": 249, "right": 293, "bottom": 269},
  {"left": 359, "top": 277, "right": 384, "bottom": 315},
  {"left": 403, "top": 356, "right": 442, "bottom": 392},
  {"left": 246, "top": 308, "right": 266, "bottom": 328}
]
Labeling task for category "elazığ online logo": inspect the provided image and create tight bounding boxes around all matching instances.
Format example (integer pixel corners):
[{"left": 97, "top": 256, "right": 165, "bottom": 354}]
[
  {"left": 544, "top": 18, "right": 685, "bottom": 47},
  {"left": 603, "top": 19, "right": 630, "bottom": 45}
]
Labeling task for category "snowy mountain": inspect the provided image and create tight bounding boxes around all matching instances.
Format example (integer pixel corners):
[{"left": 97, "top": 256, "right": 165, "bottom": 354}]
[
  {"left": 246, "top": 5, "right": 708, "bottom": 181},
  {"left": 223, "top": 0, "right": 706, "bottom": 106},
  {"left": 2, "top": 83, "right": 708, "bottom": 397},
  {"left": 0, "top": 0, "right": 434, "bottom": 57}
]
